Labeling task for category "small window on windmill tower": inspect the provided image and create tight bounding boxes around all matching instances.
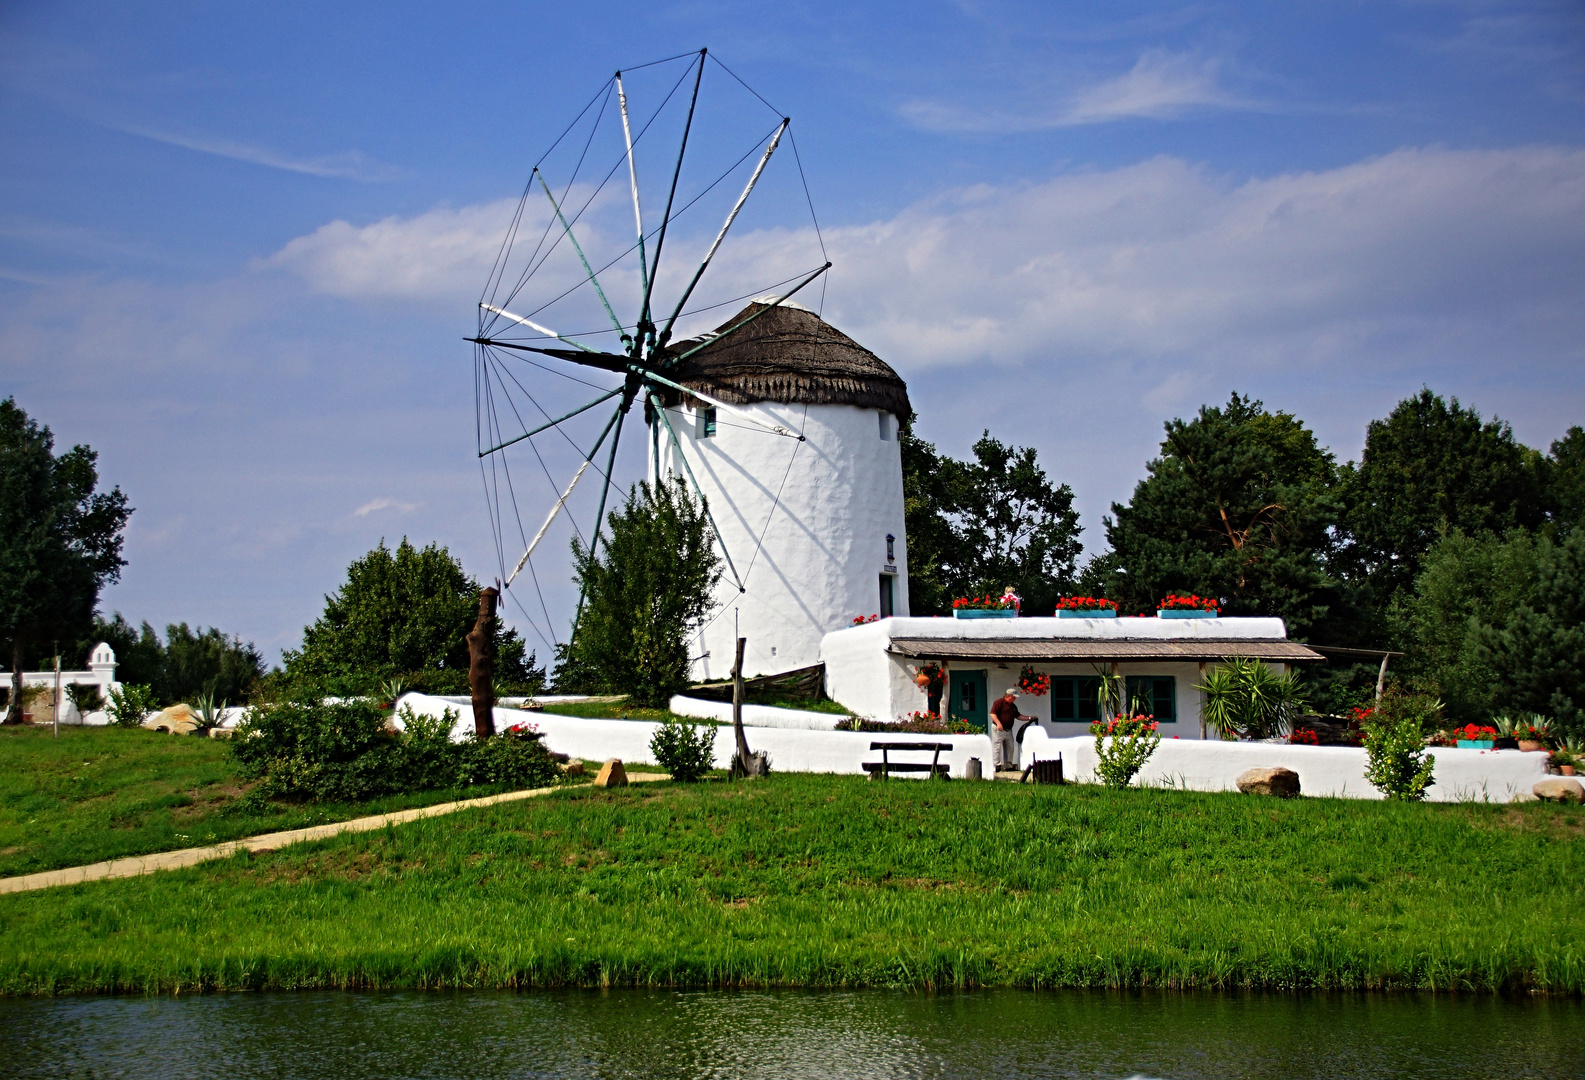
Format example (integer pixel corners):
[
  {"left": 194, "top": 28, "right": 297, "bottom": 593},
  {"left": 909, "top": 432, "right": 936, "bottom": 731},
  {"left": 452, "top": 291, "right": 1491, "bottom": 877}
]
[
  {"left": 698, "top": 407, "right": 717, "bottom": 439},
  {"left": 879, "top": 412, "right": 892, "bottom": 440}
]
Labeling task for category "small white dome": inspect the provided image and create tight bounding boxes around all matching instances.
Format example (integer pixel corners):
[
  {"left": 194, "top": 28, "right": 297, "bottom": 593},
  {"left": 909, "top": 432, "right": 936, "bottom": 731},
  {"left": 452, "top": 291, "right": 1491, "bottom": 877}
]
[{"left": 90, "top": 642, "right": 116, "bottom": 666}]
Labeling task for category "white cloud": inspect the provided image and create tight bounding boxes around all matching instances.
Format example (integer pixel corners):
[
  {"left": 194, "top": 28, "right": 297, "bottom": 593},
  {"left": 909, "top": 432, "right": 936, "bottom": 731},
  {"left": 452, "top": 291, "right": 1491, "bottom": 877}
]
[
  {"left": 899, "top": 50, "right": 1251, "bottom": 133},
  {"left": 354, "top": 497, "right": 418, "bottom": 517},
  {"left": 111, "top": 123, "right": 403, "bottom": 183}
]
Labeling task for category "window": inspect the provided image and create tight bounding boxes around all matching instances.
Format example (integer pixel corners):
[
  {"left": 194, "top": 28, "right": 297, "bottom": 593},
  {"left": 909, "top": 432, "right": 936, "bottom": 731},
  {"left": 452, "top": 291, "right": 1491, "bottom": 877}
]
[
  {"left": 885, "top": 534, "right": 895, "bottom": 562},
  {"left": 878, "top": 574, "right": 894, "bottom": 618},
  {"left": 1125, "top": 676, "right": 1177, "bottom": 722},
  {"left": 879, "top": 412, "right": 892, "bottom": 440},
  {"left": 698, "top": 407, "right": 717, "bottom": 439},
  {"left": 1050, "top": 676, "right": 1101, "bottom": 722}
]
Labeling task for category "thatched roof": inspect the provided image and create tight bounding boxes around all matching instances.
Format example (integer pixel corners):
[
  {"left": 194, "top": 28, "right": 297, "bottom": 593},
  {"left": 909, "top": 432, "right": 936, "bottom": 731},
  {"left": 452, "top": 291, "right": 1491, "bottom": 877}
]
[{"left": 657, "top": 300, "right": 910, "bottom": 417}]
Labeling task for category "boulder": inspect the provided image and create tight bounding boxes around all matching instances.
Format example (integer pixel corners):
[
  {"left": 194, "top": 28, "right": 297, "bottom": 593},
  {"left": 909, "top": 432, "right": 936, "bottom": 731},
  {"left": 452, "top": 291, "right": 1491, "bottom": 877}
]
[
  {"left": 1532, "top": 778, "right": 1584, "bottom": 804},
  {"left": 1237, "top": 767, "right": 1301, "bottom": 798},
  {"left": 143, "top": 704, "right": 201, "bottom": 735},
  {"left": 594, "top": 758, "right": 628, "bottom": 788}
]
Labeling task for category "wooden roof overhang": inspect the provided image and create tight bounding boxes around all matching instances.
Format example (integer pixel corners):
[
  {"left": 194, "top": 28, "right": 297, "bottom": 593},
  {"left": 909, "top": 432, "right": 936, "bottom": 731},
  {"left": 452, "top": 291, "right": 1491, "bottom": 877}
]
[{"left": 885, "top": 638, "right": 1326, "bottom": 664}]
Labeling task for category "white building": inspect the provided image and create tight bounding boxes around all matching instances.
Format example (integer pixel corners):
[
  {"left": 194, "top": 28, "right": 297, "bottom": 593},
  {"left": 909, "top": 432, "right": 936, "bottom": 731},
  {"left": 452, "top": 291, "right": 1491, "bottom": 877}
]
[
  {"left": 820, "top": 615, "right": 1323, "bottom": 739},
  {"left": 10, "top": 642, "right": 119, "bottom": 725},
  {"left": 655, "top": 299, "right": 910, "bottom": 681}
]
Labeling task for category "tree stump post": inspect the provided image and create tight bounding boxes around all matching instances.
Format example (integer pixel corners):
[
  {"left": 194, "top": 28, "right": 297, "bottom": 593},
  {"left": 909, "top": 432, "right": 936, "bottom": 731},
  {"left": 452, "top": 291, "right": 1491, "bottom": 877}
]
[
  {"left": 731, "top": 636, "right": 763, "bottom": 777},
  {"left": 467, "top": 586, "right": 499, "bottom": 739}
]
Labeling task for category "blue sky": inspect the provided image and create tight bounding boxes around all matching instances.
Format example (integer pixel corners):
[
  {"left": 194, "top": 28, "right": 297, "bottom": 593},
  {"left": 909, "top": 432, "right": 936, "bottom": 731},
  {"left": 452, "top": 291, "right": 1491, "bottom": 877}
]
[{"left": 2, "top": 1, "right": 1583, "bottom": 664}]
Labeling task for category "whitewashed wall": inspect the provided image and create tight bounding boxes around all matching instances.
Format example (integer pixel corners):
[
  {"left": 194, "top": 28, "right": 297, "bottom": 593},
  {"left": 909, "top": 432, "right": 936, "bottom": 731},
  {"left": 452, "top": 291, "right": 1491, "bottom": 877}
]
[
  {"left": 662, "top": 400, "right": 908, "bottom": 681},
  {"left": 1020, "top": 729, "right": 1552, "bottom": 803}
]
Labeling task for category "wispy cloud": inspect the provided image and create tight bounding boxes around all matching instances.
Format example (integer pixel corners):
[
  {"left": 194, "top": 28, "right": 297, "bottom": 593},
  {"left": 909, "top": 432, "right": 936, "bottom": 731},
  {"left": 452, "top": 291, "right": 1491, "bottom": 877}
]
[
  {"left": 354, "top": 497, "right": 418, "bottom": 517},
  {"left": 110, "top": 122, "right": 403, "bottom": 182},
  {"left": 900, "top": 50, "right": 1255, "bottom": 133}
]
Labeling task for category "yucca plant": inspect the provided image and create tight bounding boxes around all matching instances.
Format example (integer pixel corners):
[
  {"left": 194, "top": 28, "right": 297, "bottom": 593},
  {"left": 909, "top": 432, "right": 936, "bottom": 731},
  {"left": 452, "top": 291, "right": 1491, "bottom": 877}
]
[
  {"left": 1194, "top": 656, "right": 1307, "bottom": 740},
  {"left": 193, "top": 690, "right": 228, "bottom": 734}
]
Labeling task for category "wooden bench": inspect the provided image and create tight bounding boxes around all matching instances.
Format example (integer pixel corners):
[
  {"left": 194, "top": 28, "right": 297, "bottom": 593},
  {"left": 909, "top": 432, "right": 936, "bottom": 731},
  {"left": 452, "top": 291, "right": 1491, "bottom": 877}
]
[{"left": 862, "top": 741, "right": 952, "bottom": 779}]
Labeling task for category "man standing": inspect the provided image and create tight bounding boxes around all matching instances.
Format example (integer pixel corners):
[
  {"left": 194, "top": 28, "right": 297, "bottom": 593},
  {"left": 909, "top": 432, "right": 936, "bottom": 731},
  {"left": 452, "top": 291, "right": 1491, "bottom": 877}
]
[{"left": 989, "top": 688, "right": 1033, "bottom": 772}]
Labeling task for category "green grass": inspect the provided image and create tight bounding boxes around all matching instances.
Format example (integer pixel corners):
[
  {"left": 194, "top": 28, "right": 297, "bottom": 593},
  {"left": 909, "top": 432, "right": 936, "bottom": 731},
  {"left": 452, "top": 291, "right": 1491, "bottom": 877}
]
[
  {"left": 0, "top": 726, "right": 511, "bottom": 878},
  {"left": 1, "top": 774, "right": 1581, "bottom": 995}
]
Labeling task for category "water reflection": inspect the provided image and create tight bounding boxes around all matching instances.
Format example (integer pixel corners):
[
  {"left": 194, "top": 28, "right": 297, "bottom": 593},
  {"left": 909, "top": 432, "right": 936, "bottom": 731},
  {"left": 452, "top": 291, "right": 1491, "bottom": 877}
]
[{"left": 0, "top": 988, "right": 1579, "bottom": 1079}]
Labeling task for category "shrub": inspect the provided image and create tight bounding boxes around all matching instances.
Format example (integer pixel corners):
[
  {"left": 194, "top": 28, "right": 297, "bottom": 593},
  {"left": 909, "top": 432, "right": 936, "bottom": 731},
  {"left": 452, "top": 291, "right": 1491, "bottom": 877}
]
[
  {"left": 839, "top": 713, "right": 973, "bottom": 734},
  {"left": 1363, "top": 690, "right": 1438, "bottom": 801},
  {"left": 65, "top": 683, "right": 105, "bottom": 715},
  {"left": 456, "top": 726, "right": 560, "bottom": 789},
  {"left": 106, "top": 683, "right": 158, "bottom": 727},
  {"left": 649, "top": 715, "right": 715, "bottom": 781},
  {"left": 1089, "top": 714, "right": 1161, "bottom": 788},
  {"left": 1195, "top": 656, "right": 1308, "bottom": 740}
]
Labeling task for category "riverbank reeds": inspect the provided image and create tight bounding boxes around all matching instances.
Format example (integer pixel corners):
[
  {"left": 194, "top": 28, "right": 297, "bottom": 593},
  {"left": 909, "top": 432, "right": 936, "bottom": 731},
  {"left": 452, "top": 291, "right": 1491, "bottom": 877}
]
[{"left": 0, "top": 774, "right": 1580, "bottom": 995}]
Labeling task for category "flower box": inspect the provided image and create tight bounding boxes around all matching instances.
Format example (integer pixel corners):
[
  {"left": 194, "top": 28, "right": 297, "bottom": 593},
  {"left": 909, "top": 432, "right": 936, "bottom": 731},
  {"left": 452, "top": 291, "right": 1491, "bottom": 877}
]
[
  {"left": 1456, "top": 739, "right": 1495, "bottom": 750},
  {"left": 1058, "top": 609, "right": 1117, "bottom": 619},
  {"left": 1158, "top": 610, "right": 1217, "bottom": 619},
  {"left": 954, "top": 608, "right": 1017, "bottom": 619}
]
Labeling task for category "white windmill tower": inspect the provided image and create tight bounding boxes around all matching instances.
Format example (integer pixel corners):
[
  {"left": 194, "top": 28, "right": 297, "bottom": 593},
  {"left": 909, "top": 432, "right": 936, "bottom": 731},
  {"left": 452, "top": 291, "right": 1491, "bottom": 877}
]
[
  {"left": 467, "top": 50, "right": 909, "bottom": 682},
  {"left": 652, "top": 296, "right": 911, "bottom": 679}
]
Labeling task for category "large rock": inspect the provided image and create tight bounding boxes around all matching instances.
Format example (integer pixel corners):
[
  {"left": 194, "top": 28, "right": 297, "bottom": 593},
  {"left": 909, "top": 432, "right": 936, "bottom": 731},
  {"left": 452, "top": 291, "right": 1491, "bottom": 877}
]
[
  {"left": 1237, "top": 767, "right": 1301, "bottom": 798},
  {"left": 594, "top": 758, "right": 628, "bottom": 788},
  {"left": 1532, "top": 778, "right": 1584, "bottom": 804},
  {"left": 143, "top": 704, "right": 201, "bottom": 735}
]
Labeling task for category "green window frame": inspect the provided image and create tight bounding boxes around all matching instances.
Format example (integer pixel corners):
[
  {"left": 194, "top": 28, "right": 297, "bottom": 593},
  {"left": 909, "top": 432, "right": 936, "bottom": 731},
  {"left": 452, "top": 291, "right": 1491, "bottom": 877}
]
[
  {"left": 700, "top": 407, "right": 717, "bottom": 438},
  {"left": 1125, "top": 675, "right": 1177, "bottom": 722},
  {"left": 1050, "top": 676, "right": 1101, "bottom": 722}
]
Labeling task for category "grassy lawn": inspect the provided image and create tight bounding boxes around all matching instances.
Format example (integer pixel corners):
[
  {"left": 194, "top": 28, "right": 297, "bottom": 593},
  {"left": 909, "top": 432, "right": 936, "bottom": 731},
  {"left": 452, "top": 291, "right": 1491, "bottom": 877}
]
[
  {"left": 0, "top": 726, "right": 513, "bottom": 878},
  {"left": 0, "top": 773, "right": 1580, "bottom": 995}
]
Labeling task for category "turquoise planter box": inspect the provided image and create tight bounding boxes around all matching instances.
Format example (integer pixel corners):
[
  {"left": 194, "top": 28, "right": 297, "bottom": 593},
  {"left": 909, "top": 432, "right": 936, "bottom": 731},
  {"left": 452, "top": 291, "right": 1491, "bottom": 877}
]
[
  {"left": 1456, "top": 739, "right": 1495, "bottom": 749},
  {"left": 1058, "top": 609, "right": 1117, "bottom": 618},
  {"left": 953, "top": 609, "right": 1017, "bottom": 619},
  {"left": 1157, "top": 610, "right": 1217, "bottom": 619}
]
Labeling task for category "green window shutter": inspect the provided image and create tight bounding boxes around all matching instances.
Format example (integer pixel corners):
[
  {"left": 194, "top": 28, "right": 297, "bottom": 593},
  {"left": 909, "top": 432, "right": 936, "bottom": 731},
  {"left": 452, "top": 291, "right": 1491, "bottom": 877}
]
[{"left": 1125, "top": 676, "right": 1177, "bottom": 721}]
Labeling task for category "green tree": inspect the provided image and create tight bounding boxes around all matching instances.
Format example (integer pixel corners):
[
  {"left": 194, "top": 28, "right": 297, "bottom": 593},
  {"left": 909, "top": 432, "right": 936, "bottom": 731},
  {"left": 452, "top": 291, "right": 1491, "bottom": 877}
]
[
  {"left": 1471, "top": 528, "right": 1585, "bottom": 737},
  {"left": 1093, "top": 394, "right": 1341, "bottom": 636},
  {"left": 0, "top": 399, "right": 131, "bottom": 723},
  {"left": 283, "top": 538, "right": 537, "bottom": 692},
  {"left": 1545, "top": 425, "right": 1585, "bottom": 535},
  {"left": 88, "top": 613, "right": 265, "bottom": 705},
  {"left": 1341, "top": 389, "right": 1546, "bottom": 605},
  {"left": 562, "top": 479, "right": 721, "bottom": 706},
  {"left": 900, "top": 425, "right": 1082, "bottom": 615}
]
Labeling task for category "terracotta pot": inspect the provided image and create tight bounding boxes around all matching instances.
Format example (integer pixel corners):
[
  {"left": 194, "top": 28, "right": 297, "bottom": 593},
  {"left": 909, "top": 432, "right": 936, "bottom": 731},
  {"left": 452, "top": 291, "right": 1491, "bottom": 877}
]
[
  {"left": 1561, "top": 765, "right": 1577, "bottom": 776},
  {"left": 1518, "top": 740, "right": 1546, "bottom": 752},
  {"left": 914, "top": 672, "right": 931, "bottom": 688}
]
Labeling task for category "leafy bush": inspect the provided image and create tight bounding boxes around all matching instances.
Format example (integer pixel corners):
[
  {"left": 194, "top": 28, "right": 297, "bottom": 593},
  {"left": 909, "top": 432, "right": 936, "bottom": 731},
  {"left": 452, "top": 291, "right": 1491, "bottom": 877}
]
[
  {"left": 838, "top": 713, "right": 974, "bottom": 734},
  {"left": 456, "top": 726, "right": 561, "bottom": 789},
  {"left": 1089, "top": 714, "right": 1161, "bottom": 789},
  {"left": 65, "top": 683, "right": 105, "bottom": 715},
  {"left": 1362, "top": 690, "right": 1438, "bottom": 801},
  {"left": 649, "top": 715, "right": 715, "bottom": 781},
  {"left": 106, "top": 683, "right": 157, "bottom": 727}
]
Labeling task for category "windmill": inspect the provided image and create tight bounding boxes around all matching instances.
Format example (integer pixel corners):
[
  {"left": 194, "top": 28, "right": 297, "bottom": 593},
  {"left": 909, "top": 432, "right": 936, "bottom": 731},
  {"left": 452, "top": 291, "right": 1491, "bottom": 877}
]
[{"left": 469, "top": 49, "right": 834, "bottom": 659}]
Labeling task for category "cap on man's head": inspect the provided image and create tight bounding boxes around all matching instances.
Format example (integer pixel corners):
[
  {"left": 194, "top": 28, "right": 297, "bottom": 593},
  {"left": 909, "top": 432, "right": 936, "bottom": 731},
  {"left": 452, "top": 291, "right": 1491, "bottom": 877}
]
[{"left": 1005, "top": 688, "right": 1018, "bottom": 696}]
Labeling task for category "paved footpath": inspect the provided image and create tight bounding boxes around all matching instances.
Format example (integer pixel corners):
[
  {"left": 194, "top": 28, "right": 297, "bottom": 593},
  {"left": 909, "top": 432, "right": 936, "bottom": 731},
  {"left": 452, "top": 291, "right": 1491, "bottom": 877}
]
[{"left": 0, "top": 773, "right": 668, "bottom": 896}]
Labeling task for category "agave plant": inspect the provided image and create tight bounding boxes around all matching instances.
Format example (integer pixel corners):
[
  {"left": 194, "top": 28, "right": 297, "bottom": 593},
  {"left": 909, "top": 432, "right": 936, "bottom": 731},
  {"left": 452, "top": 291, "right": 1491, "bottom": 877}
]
[
  {"left": 1195, "top": 656, "right": 1308, "bottom": 741},
  {"left": 378, "top": 678, "right": 410, "bottom": 710},
  {"left": 193, "top": 690, "right": 228, "bottom": 733}
]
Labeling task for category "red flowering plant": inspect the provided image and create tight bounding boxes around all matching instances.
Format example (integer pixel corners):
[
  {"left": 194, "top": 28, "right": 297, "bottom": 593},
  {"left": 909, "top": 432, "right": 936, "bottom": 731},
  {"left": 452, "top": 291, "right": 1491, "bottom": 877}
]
[
  {"left": 1018, "top": 666, "right": 1050, "bottom": 696},
  {"left": 952, "top": 595, "right": 1015, "bottom": 610},
  {"left": 1288, "top": 727, "right": 1320, "bottom": 746},
  {"left": 1157, "top": 593, "right": 1220, "bottom": 612},
  {"left": 852, "top": 613, "right": 881, "bottom": 625},
  {"left": 1087, "top": 713, "right": 1161, "bottom": 788},
  {"left": 1055, "top": 596, "right": 1118, "bottom": 612},
  {"left": 1451, "top": 723, "right": 1499, "bottom": 744}
]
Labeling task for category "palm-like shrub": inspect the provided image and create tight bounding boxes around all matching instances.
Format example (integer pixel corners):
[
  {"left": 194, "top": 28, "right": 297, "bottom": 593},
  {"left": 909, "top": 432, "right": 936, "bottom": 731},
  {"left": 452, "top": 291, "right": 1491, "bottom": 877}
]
[{"left": 1195, "top": 657, "right": 1308, "bottom": 740}]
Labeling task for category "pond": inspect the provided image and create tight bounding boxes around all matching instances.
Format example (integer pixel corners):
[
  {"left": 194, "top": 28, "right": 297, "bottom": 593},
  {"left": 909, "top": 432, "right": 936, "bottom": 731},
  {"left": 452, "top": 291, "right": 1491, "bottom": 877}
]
[{"left": 0, "top": 988, "right": 1579, "bottom": 1079}]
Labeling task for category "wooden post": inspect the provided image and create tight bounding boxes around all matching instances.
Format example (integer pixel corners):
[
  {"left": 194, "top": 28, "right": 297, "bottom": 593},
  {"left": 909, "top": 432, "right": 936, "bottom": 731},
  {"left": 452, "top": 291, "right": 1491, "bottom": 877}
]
[
  {"left": 731, "top": 636, "right": 755, "bottom": 775},
  {"left": 52, "top": 650, "right": 60, "bottom": 739},
  {"left": 1375, "top": 653, "right": 1390, "bottom": 702},
  {"left": 467, "top": 587, "right": 499, "bottom": 739}
]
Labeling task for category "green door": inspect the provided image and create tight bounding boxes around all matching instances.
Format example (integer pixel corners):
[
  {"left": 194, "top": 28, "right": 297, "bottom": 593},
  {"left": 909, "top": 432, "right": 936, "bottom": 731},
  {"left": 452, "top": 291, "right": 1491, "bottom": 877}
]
[{"left": 949, "top": 669, "right": 988, "bottom": 731}]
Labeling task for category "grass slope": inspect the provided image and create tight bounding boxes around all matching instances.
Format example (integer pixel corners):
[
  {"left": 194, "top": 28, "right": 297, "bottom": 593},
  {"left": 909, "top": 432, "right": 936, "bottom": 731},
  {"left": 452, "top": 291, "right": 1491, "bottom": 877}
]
[
  {"left": 0, "top": 727, "right": 498, "bottom": 877},
  {"left": 1, "top": 775, "right": 1581, "bottom": 995}
]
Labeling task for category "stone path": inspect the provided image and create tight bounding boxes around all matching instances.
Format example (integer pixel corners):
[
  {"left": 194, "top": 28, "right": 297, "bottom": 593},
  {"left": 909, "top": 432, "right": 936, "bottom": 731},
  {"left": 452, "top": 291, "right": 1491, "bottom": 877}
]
[{"left": 0, "top": 772, "right": 669, "bottom": 896}]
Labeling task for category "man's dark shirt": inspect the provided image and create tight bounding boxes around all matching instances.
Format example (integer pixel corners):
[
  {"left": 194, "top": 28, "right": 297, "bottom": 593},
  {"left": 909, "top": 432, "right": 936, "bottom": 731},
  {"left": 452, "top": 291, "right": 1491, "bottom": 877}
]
[{"left": 990, "top": 697, "right": 1019, "bottom": 730}]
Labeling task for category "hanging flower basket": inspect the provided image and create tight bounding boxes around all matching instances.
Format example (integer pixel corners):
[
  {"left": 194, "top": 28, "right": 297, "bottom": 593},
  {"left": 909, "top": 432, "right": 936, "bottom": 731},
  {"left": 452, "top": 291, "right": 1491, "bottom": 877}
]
[
  {"left": 1157, "top": 593, "right": 1219, "bottom": 619},
  {"left": 1056, "top": 596, "right": 1118, "bottom": 619},
  {"left": 1018, "top": 666, "right": 1050, "bottom": 696}
]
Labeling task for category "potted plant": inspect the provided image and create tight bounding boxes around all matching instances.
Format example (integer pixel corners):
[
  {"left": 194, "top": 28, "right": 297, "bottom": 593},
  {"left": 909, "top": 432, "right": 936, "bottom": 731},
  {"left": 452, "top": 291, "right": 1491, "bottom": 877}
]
[
  {"left": 1055, "top": 596, "right": 1119, "bottom": 619},
  {"left": 1156, "top": 593, "right": 1220, "bottom": 619},
  {"left": 1510, "top": 715, "right": 1551, "bottom": 752},
  {"left": 952, "top": 595, "right": 1017, "bottom": 619},
  {"left": 1451, "top": 723, "right": 1499, "bottom": 750}
]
